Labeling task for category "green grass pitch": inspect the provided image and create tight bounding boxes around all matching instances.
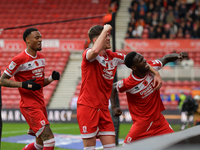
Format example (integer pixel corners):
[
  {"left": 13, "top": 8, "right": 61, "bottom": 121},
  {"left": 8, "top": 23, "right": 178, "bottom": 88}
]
[{"left": 1, "top": 123, "right": 181, "bottom": 150}]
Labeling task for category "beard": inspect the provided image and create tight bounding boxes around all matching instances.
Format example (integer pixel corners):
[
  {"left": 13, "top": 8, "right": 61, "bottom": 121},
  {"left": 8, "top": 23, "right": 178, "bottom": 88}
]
[{"left": 37, "top": 47, "right": 42, "bottom": 51}]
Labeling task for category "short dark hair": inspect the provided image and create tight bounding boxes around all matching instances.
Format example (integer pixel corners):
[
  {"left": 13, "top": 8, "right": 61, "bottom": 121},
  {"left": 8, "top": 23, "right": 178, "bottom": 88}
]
[
  {"left": 23, "top": 28, "right": 38, "bottom": 42},
  {"left": 125, "top": 51, "right": 137, "bottom": 68},
  {"left": 88, "top": 25, "right": 103, "bottom": 42}
]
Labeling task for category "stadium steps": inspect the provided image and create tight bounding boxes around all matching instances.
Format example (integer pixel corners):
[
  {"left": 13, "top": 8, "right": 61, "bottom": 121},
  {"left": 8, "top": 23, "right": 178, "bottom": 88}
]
[
  {"left": 115, "top": 0, "right": 131, "bottom": 50},
  {"left": 48, "top": 52, "right": 82, "bottom": 109}
]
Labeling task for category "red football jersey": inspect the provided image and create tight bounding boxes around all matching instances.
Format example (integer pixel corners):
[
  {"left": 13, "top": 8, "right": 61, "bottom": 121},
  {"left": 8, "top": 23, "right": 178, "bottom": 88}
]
[
  {"left": 117, "top": 60, "right": 165, "bottom": 122},
  {"left": 4, "top": 49, "right": 45, "bottom": 108},
  {"left": 77, "top": 49, "right": 125, "bottom": 110}
]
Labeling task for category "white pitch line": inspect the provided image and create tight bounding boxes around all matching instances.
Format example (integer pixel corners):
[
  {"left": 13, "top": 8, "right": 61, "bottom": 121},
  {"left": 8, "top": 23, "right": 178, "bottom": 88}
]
[{"left": 2, "top": 126, "right": 78, "bottom": 135}]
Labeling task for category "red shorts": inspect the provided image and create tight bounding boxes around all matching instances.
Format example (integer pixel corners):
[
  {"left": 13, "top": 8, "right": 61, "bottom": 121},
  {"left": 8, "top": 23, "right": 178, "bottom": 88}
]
[
  {"left": 124, "top": 114, "right": 174, "bottom": 143},
  {"left": 77, "top": 104, "right": 115, "bottom": 138},
  {"left": 20, "top": 107, "right": 49, "bottom": 137}
]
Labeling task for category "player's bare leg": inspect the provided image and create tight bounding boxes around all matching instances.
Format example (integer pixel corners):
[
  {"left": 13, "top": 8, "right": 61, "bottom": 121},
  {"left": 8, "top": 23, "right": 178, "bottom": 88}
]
[
  {"left": 40, "top": 125, "right": 55, "bottom": 150},
  {"left": 99, "top": 135, "right": 116, "bottom": 150},
  {"left": 82, "top": 137, "right": 96, "bottom": 150}
]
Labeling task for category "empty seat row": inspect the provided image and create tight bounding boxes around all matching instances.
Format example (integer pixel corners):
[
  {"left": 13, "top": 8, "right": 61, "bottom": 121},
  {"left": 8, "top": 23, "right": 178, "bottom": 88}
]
[{"left": 0, "top": 0, "right": 109, "bottom": 39}]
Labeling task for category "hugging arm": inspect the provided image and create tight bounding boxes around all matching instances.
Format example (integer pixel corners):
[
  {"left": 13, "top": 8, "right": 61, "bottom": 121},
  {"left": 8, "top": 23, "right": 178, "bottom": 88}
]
[
  {"left": 110, "top": 82, "right": 122, "bottom": 117},
  {"left": 148, "top": 64, "right": 162, "bottom": 90}
]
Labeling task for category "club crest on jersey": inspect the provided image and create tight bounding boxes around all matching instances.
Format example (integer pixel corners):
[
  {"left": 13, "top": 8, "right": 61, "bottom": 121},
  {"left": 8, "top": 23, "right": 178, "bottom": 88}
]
[
  {"left": 9, "top": 61, "right": 17, "bottom": 70},
  {"left": 118, "top": 80, "right": 124, "bottom": 88},
  {"left": 127, "top": 137, "right": 132, "bottom": 143},
  {"left": 41, "top": 60, "right": 45, "bottom": 65},
  {"left": 82, "top": 126, "right": 87, "bottom": 133},
  {"left": 40, "top": 120, "right": 46, "bottom": 126}
]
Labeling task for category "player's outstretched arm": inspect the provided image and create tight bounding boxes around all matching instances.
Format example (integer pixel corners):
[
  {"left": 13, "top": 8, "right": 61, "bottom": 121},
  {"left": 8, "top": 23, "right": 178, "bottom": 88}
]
[
  {"left": 44, "top": 70, "right": 60, "bottom": 87},
  {"left": 148, "top": 65, "right": 162, "bottom": 90},
  {"left": 159, "top": 52, "right": 188, "bottom": 66},
  {"left": 0, "top": 73, "right": 41, "bottom": 91},
  {"left": 110, "top": 82, "right": 122, "bottom": 117}
]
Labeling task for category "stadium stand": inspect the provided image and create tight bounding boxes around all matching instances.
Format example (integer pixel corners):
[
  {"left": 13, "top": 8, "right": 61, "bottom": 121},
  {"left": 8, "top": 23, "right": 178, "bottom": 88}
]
[
  {"left": 0, "top": 50, "right": 70, "bottom": 108},
  {"left": 0, "top": 0, "right": 110, "bottom": 39},
  {"left": 126, "top": 0, "right": 200, "bottom": 39}
]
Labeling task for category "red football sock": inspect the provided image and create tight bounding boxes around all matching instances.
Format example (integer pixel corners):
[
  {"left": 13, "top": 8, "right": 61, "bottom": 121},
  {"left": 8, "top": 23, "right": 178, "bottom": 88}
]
[
  {"left": 22, "top": 142, "right": 43, "bottom": 150},
  {"left": 22, "top": 142, "right": 37, "bottom": 150},
  {"left": 43, "top": 138, "right": 55, "bottom": 150}
]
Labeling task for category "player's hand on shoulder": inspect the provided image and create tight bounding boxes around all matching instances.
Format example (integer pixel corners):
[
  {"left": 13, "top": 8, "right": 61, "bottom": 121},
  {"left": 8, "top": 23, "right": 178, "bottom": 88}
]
[
  {"left": 153, "top": 72, "right": 162, "bottom": 90},
  {"left": 52, "top": 70, "right": 60, "bottom": 80},
  {"left": 178, "top": 52, "right": 188, "bottom": 59},
  {"left": 104, "top": 24, "right": 112, "bottom": 32},
  {"left": 112, "top": 107, "right": 122, "bottom": 117},
  {"left": 22, "top": 79, "right": 41, "bottom": 91}
]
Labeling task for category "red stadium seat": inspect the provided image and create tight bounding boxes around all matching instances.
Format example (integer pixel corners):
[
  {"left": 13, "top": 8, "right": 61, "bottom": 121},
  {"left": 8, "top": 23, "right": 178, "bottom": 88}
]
[
  {"left": 0, "top": 0, "right": 110, "bottom": 38},
  {"left": 182, "top": 80, "right": 191, "bottom": 87}
]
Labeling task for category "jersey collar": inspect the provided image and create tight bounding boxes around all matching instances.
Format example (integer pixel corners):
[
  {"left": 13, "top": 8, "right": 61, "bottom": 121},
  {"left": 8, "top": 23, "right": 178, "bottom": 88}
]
[{"left": 25, "top": 49, "right": 37, "bottom": 58}]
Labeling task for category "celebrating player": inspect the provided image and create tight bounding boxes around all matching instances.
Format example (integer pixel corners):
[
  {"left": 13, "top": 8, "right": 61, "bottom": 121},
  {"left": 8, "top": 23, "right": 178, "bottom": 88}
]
[
  {"left": 0, "top": 28, "right": 60, "bottom": 150},
  {"left": 76, "top": 24, "right": 162, "bottom": 150},
  {"left": 110, "top": 51, "right": 188, "bottom": 145}
]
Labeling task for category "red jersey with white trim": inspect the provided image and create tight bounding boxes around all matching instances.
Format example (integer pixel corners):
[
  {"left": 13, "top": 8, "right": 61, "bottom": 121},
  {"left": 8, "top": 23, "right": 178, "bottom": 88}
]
[
  {"left": 4, "top": 49, "right": 45, "bottom": 108},
  {"left": 117, "top": 60, "right": 165, "bottom": 122},
  {"left": 77, "top": 49, "right": 125, "bottom": 110}
]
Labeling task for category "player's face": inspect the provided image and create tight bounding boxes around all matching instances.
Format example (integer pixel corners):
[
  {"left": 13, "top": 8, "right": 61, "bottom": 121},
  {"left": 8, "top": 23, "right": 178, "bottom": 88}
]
[
  {"left": 133, "top": 53, "right": 149, "bottom": 72},
  {"left": 104, "top": 32, "right": 111, "bottom": 49},
  {"left": 28, "top": 31, "right": 42, "bottom": 51}
]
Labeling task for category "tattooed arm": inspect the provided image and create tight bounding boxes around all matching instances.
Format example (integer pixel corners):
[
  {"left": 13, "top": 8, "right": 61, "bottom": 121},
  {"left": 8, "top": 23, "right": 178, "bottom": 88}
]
[{"left": 0, "top": 73, "right": 22, "bottom": 88}]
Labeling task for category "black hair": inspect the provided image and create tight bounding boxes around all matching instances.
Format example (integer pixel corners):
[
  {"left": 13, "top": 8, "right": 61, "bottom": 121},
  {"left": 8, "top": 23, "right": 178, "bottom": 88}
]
[
  {"left": 125, "top": 51, "right": 137, "bottom": 68},
  {"left": 88, "top": 25, "right": 103, "bottom": 42},
  {"left": 23, "top": 28, "right": 38, "bottom": 42}
]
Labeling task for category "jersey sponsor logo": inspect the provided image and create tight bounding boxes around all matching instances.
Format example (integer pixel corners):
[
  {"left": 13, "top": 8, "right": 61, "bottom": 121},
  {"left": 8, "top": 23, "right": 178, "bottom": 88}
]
[
  {"left": 8, "top": 61, "right": 17, "bottom": 70},
  {"left": 82, "top": 126, "right": 87, "bottom": 133},
  {"left": 32, "top": 68, "right": 44, "bottom": 78},
  {"left": 118, "top": 80, "right": 124, "bottom": 88},
  {"left": 140, "top": 82, "right": 155, "bottom": 98},
  {"left": 103, "top": 69, "right": 114, "bottom": 80}
]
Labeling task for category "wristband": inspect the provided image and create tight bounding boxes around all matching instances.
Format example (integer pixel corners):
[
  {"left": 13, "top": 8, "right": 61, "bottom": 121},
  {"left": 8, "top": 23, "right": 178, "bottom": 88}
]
[{"left": 48, "top": 75, "right": 53, "bottom": 82}]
